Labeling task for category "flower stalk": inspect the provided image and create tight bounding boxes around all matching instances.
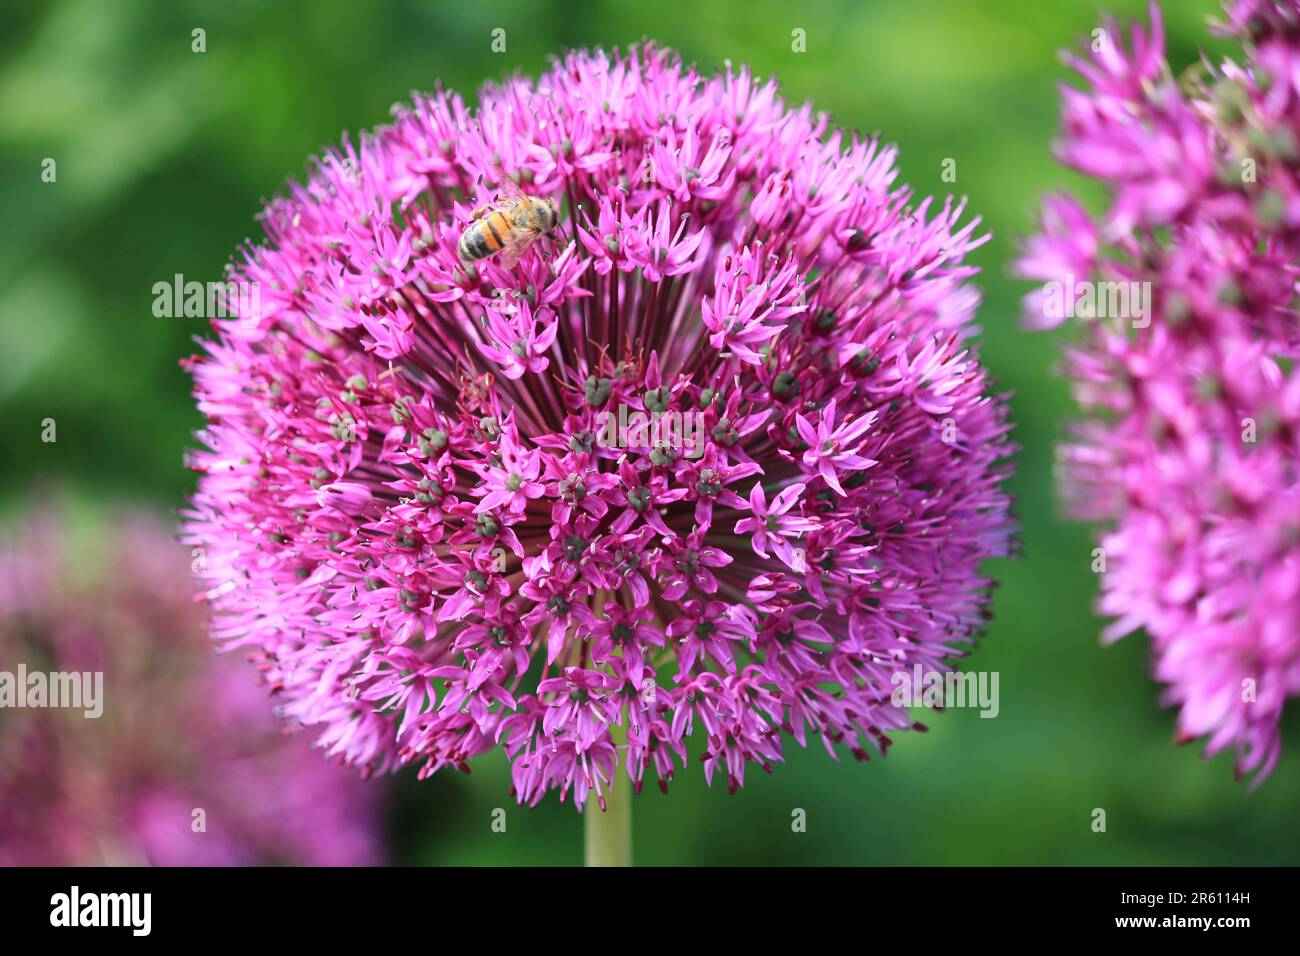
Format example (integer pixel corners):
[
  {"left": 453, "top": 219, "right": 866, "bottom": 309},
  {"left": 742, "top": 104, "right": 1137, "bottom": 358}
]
[{"left": 584, "top": 721, "right": 631, "bottom": 867}]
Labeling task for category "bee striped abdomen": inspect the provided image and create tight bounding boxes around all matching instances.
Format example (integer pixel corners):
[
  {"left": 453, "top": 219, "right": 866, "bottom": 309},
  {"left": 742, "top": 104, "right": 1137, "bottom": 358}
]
[{"left": 458, "top": 211, "right": 511, "bottom": 262}]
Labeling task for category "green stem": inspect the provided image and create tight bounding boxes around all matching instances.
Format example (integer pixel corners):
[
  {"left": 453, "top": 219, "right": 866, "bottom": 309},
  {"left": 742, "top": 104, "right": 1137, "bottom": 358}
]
[{"left": 584, "top": 723, "right": 631, "bottom": 867}]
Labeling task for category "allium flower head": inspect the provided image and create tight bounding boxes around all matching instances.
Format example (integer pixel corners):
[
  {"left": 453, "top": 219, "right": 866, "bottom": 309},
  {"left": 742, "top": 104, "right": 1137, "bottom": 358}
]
[
  {"left": 185, "top": 45, "right": 1015, "bottom": 809},
  {"left": 1018, "top": 2, "right": 1300, "bottom": 782},
  {"left": 0, "top": 507, "right": 384, "bottom": 865}
]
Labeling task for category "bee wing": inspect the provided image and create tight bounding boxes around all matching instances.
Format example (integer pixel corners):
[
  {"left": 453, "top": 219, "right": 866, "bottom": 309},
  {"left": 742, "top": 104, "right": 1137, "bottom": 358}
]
[
  {"left": 494, "top": 173, "right": 530, "bottom": 201},
  {"left": 468, "top": 168, "right": 520, "bottom": 218},
  {"left": 497, "top": 227, "right": 543, "bottom": 271}
]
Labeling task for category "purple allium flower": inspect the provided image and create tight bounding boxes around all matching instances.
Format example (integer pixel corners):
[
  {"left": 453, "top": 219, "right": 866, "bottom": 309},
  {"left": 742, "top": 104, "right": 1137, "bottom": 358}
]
[
  {"left": 0, "top": 506, "right": 384, "bottom": 865},
  {"left": 184, "top": 45, "right": 1015, "bottom": 809},
  {"left": 1018, "top": 2, "right": 1300, "bottom": 782}
]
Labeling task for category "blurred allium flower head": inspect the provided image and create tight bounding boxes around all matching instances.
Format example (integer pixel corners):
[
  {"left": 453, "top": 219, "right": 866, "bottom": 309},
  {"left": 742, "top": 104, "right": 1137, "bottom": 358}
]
[
  {"left": 1017, "top": 1, "right": 1300, "bottom": 782},
  {"left": 184, "top": 45, "right": 1015, "bottom": 809},
  {"left": 0, "top": 507, "right": 384, "bottom": 865}
]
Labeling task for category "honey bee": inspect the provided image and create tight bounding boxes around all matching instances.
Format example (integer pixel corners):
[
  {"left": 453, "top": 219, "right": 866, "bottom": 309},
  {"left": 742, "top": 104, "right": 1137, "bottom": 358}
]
[{"left": 457, "top": 179, "right": 562, "bottom": 270}]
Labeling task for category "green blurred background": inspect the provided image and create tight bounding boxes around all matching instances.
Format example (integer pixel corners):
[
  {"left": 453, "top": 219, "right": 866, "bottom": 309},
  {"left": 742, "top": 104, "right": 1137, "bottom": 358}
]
[{"left": 2, "top": 0, "right": 1296, "bottom": 865}]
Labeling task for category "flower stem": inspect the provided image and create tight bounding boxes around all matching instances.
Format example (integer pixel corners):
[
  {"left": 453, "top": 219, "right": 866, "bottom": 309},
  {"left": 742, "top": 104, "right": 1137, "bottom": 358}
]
[{"left": 585, "top": 723, "right": 631, "bottom": 867}]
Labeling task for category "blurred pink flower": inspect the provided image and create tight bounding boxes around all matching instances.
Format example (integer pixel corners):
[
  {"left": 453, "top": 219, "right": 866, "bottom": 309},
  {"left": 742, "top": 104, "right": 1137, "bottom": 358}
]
[
  {"left": 0, "top": 507, "right": 385, "bottom": 865},
  {"left": 1019, "top": 1, "right": 1300, "bottom": 782}
]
